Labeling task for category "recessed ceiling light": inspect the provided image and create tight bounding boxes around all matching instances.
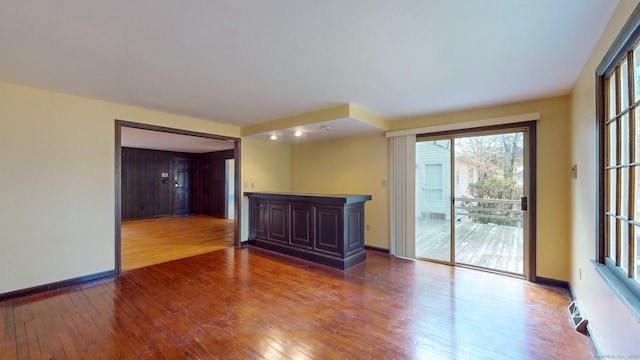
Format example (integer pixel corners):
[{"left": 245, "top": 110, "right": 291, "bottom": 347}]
[
  {"left": 320, "top": 125, "right": 333, "bottom": 131},
  {"left": 294, "top": 131, "right": 302, "bottom": 137},
  {"left": 270, "top": 135, "right": 277, "bottom": 140}
]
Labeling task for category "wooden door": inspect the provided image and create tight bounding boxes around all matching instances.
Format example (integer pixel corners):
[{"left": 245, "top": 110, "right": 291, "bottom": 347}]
[{"left": 173, "top": 157, "right": 195, "bottom": 216}]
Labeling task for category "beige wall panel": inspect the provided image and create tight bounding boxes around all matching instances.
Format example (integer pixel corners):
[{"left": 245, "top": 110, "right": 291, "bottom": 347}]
[
  {"left": 569, "top": 1, "right": 640, "bottom": 354},
  {"left": 239, "top": 137, "right": 291, "bottom": 241},
  {"left": 0, "top": 82, "right": 239, "bottom": 294},
  {"left": 290, "top": 134, "right": 389, "bottom": 249}
]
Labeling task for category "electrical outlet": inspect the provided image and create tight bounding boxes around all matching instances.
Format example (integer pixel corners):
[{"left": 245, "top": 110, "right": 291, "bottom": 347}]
[
  {"left": 382, "top": 180, "right": 387, "bottom": 187},
  {"left": 366, "top": 224, "right": 371, "bottom": 231},
  {"left": 571, "top": 165, "right": 578, "bottom": 179}
]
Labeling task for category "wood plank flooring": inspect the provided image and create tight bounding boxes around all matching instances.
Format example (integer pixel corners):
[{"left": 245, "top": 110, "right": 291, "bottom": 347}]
[
  {"left": 121, "top": 215, "right": 234, "bottom": 271},
  {"left": 0, "top": 247, "right": 595, "bottom": 359}
]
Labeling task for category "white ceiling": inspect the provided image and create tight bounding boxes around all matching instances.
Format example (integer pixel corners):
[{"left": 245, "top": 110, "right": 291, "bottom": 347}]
[
  {"left": 121, "top": 127, "right": 234, "bottom": 153},
  {"left": 0, "top": 0, "right": 619, "bottom": 128},
  {"left": 260, "top": 117, "right": 386, "bottom": 144}
]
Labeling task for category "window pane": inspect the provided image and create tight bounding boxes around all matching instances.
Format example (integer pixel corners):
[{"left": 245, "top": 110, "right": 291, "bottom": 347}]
[
  {"left": 608, "top": 120, "right": 617, "bottom": 166},
  {"left": 622, "top": 115, "right": 630, "bottom": 164},
  {"left": 609, "top": 168, "right": 617, "bottom": 213},
  {"left": 622, "top": 221, "right": 629, "bottom": 272},
  {"left": 425, "top": 189, "right": 442, "bottom": 201},
  {"left": 609, "top": 75, "right": 617, "bottom": 119},
  {"left": 622, "top": 167, "right": 630, "bottom": 218},
  {"left": 621, "top": 60, "right": 630, "bottom": 111},
  {"left": 609, "top": 216, "right": 617, "bottom": 260},
  {"left": 425, "top": 164, "right": 443, "bottom": 187},
  {"left": 635, "top": 47, "right": 640, "bottom": 102},
  {"left": 636, "top": 109, "right": 640, "bottom": 163},
  {"left": 415, "top": 139, "right": 451, "bottom": 263},
  {"left": 636, "top": 166, "right": 640, "bottom": 221},
  {"left": 425, "top": 164, "right": 443, "bottom": 201},
  {"left": 635, "top": 224, "right": 640, "bottom": 280}
]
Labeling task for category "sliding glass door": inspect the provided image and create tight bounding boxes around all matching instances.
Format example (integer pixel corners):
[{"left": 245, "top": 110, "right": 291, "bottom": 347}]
[
  {"left": 415, "top": 128, "right": 529, "bottom": 277},
  {"left": 415, "top": 139, "right": 452, "bottom": 262}
]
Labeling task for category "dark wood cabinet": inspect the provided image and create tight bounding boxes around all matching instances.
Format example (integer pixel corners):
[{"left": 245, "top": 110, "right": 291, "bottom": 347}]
[
  {"left": 267, "top": 202, "right": 289, "bottom": 243},
  {"left": 291, "top": 204, "right": 314, "bottom": 249},
  {"left": 245, "top": 192, "right": 371, "bottom": 269},
  {"left": 250, "top": 201, "right": 267, "bottom": 239}
]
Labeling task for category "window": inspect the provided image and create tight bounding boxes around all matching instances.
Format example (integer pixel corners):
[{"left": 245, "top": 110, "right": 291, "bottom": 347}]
[
  {"left": 597, "top": 5, "right": 640, "bottom": 302},
  {"left": 469, "top": 168, "right": 475, "bottom": 184},
  {"left": 425, "top": 164, "right": 443, "bottom": 200}
]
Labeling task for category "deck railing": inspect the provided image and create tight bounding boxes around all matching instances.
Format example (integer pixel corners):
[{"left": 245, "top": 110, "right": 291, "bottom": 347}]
[{"left": 453, "top": 197, "right": 523, "bottom": 225}]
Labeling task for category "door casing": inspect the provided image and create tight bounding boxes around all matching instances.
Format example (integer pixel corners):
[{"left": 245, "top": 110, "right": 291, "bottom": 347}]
[{"left": 115, "top": 120, "right": 241, "bottom": 274}]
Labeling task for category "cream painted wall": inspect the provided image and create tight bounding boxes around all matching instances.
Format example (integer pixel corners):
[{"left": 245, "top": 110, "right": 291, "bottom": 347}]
[
  {"left": 391, "top": 96, "right": 572, "bottom": 280},
  {"left": 569, "top": 1, "right": 640, "bottom": 355},
  {"left": 0, "top": 81, "right": 290, "bottom": 295},
  {"left": 239, "top": 137, "right": 291, "bottom": 241},
  {"left": 290, "top": 134, "right": 389, "bottom": 249}
]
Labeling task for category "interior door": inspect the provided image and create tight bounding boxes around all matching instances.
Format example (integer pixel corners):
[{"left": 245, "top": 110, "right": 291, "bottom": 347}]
[
  {"left": 415, "top": 128, "right": 530, "bottom": 277},
  {"left": 173, "top": 157, "right": 195, "bottom": 216}
]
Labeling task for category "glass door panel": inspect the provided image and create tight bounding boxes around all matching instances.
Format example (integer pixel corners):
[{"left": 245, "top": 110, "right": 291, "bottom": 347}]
[
  {"left": 454, "top": 132, "right": 525, "bottom": 275},
  {"left": 415, "top": 139, "right": 452, "bottom": 262}
]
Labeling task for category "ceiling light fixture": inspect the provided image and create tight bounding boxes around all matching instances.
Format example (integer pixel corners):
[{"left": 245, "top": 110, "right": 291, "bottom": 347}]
[
  {"left": 270, "top": 135, "right": 277, "bottom": 140},
  {"left": 320, "top": 125, "right": 333, "bottom": 131},
  {"left": 294, "top": 131, "right": 302, "bottom": 137}
]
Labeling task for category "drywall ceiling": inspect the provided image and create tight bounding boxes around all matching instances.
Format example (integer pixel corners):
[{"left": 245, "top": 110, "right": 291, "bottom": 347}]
[
  {"left": 0, "top": 1, "right": 619, "bottom": 127},
  {"left": 250, "top": 117, "right": 385, "bottom": 144},
  {"left": 121, "top": 127, "right": 234, "bottom": 153}
]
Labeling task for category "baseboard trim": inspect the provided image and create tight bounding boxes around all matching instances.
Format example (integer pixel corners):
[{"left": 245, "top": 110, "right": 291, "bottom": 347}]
[
  {"left": 0, "top": 270, "right": 116, "bottom": 302},
  {"left": 365, "top": 245, "right": 390, "bottom": 254},
  {"left": 535, "top": 276, "right": 570, "bottom": 290},
  {"left": 567, "top": 282, "right": 577, "bottom": 301}
]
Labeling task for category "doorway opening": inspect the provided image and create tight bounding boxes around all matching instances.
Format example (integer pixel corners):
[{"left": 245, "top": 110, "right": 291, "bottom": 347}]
[
  {"left": 115, "top": 121, "right": 241, "bottom": 274},
  {"left": 226, "top": 159, "right": 235, "bottom": 220},
  {"left": 415, "top": 123, "right": 535, "bottom": 279}
]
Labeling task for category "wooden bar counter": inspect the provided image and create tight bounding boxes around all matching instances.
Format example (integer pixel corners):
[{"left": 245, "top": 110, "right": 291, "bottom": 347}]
[{"left": 245, "top": 192, "right": 372, "bottom": 269}]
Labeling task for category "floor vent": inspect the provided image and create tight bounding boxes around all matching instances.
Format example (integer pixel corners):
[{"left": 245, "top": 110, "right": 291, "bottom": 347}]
[{"left": 568, "top": 300, "right": 588, "bottom": 335}]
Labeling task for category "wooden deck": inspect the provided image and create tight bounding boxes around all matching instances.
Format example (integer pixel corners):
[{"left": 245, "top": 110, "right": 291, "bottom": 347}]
[
  {"left": 0, "top": 247, "right": 595, "bottom": 359},
  {"left": 416, "top": 219, "right": 523, "bottom": 274}
]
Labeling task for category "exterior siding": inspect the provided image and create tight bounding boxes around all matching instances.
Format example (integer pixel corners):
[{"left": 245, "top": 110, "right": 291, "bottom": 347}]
[{"left": 416, "top": 141, "right": 451, "bottom": 220}]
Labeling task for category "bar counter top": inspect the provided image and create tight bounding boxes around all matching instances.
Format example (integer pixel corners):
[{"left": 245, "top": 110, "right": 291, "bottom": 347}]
[{"left": 244, "top": 192, "right": 372, "bottom": 205}]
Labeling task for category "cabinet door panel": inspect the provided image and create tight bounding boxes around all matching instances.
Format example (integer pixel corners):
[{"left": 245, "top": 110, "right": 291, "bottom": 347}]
[
  {"left": 250, "top": 201, "right": 267, "bottom": 240},
  {"left": 291, "top": 204, "right": 314, "bottom": 248},
  {"left": 315, "top": 206, "right": 343, "bottom": 256},
  {"left": 268, "top": 203, "right": 289, "bottom": 243},
  {"left": 345, "top": 204, "right": 365, "bottom": 256}
]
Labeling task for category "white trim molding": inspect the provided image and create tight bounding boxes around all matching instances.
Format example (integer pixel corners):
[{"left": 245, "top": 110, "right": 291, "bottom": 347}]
[{"left": 386, "top": 112, "right": 541, "bottom": 138}]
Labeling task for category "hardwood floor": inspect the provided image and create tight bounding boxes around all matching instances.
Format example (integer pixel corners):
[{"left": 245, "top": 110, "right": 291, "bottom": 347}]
[
  {"left": 121, "top": 215, "right": 234, "bottom": 271},
  {"left": 0, "top": 247, "right": 595, "bottom": 359}
]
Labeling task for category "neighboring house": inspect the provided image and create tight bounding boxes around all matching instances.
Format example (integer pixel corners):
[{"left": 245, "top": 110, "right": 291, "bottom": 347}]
[
  {"left": 416, "top": 141, "right": 480, "bottom": 221},
  {"left": 455, "top": 155, "right": 482, "bottom": 198}
]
